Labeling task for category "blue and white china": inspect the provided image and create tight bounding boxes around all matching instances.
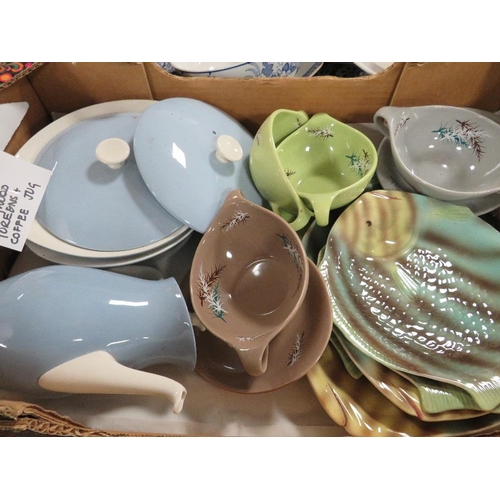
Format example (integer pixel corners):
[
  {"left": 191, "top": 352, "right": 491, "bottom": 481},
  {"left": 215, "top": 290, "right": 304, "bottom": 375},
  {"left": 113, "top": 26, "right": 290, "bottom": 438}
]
[
  {"left": 169, "top": 62, "right": 299, "bottom": 78},
  {"left": 0, "top": 266, "right": 197, "bottom": 413},
  {"left": 133, "top": 97, "right": 264, "bottom": 233},
  {"left": 157, "top": 62, "right": 323, "bottom": 78}
]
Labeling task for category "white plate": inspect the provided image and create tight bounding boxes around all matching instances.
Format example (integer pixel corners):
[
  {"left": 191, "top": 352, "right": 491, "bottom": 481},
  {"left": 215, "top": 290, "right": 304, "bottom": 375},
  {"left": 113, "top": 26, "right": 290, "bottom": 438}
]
[
  {"left": 26, "top": 226, "right": 193, "bottom": 268},
  {"left": 296, "top": 62, "right": 323, "bottom": 77},
  {"left": 353, "top": 62, "right": 393, "bottom": 74}
]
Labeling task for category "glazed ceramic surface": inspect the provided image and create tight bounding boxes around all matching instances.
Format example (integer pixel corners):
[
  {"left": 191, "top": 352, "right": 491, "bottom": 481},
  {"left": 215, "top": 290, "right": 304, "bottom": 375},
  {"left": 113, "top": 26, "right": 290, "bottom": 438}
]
[
  {"left": 250, "top": 110, "right": 377, "bottom": 229},
  {"left": 307, "top": 341, "right": 500, "bottom": 437},
  {"left": 195, "top": 259, "right": 332, "bottom": 393},
  {"left": 277, "top": 112, "right": 378, "bottom": 226},
  {"left": 296, "top": 62, "right": 323, "bottom": 77},
  {"left": 133, "top": 97, "right": 264, "bottom": 233},
  {"left": 333, "top": 328, "right": 491, "bottom": 421},
  {"left": 0, "top": 266, "right": 196, "bottom": 397},
  {"left": 374, "top": 105, "right": 500, "bottom": 201},
  {"left": 16, "top": 100, "right": 192, "bottom": 263},
  {"left": 353, "top": 62, "right": 393, "bottom": 74},
  {"left": 250, "top": 109, "right": 314, "bottom": 231},
  {"left": 169, "top": 62, "right": 299, "bottom": 78},
  {"left": 376, "top": 138, "right": 500, "bottom": 216},
  {"left": 319, "top": 190, "right": 500, "bottom": 411},
  {"left": 301, "top": 205, "right": 498, "bottom": 418},
  {"left": 157, "top": 62, "right": 323, "bottom": 78},
  {"left": 25, "top": 226, "right": 193, "bottom": 269},
  {"left": 18, "top": 100, "right": 186, "bottom": 252},
  {"left": 190, "top": 190, "right": 309, "bottom": 376}
]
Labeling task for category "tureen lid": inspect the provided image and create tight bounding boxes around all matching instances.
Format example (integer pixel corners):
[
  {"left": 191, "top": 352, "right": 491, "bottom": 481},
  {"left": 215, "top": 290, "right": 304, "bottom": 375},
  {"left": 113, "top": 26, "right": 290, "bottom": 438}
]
[
  {"left": 34, "top": 108, "right": 185, "bottom": 252},
  {"left": 133, "top": 97, "right": 264, "bottom": 233}
]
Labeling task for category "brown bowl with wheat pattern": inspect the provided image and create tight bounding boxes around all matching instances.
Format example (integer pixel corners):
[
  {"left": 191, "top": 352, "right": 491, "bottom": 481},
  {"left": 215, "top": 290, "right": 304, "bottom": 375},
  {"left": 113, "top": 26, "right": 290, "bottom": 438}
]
[
  {"left": 190, "top": 189, "right": 309, "bottom": 377},
  {"left": 194, "top": 258, "right": 332, "bottom": 393}
]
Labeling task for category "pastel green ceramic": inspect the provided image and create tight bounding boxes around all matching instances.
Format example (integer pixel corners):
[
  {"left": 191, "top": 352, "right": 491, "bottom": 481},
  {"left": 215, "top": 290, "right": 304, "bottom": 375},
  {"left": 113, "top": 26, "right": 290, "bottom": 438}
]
[
  {"left": 301, "top": 214, "right": 500, "bottom": 416},
  {"left": 277, "top": 113, "right": 378, "bottom": 226},
  {"left": 333, "top": 327, "right": 495, "bottom": 420},
  {"left": 319, "top": 189, "right": 500, "bottom": 411},
  {"left": 250, "top": 109, "right": 314, "bottom": 231}
]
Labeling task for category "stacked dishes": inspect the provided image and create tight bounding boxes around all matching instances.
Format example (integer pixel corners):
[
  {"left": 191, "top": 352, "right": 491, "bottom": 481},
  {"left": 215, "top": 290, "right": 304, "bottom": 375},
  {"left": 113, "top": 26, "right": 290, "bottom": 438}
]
[
  {"left": 16, "top": 98, "right": 264, "bottom": 267},
  {"left": 306, "top": 189, "right": 500, "bottom": 436},
  {"left": 156, "top": 62, "right": 324, "bottom": 78},
  {"left": 374, "top": 105, "right": 500, "bottom": 216},
  {"left": 189, "top": 190, "right": 333, "bottom": 394},
  {"left": 249, "top": 109, "right": 378, "bottom": 231}
]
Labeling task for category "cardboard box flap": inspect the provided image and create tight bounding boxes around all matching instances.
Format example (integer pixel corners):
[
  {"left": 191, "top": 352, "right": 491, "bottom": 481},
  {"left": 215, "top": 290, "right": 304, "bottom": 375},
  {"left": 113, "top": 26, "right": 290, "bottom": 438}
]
[
  {"left": 0, "top": 62, "right": 44, "bottom": 91},
  {"left": 392, "top": 62, "right": 500, "bottom": 111},
  {"left": 27, "top": 62, "right": 153, "bottom": 115},
  {"left": 0, "top": 399, "right": 180, "bottom": 437}
]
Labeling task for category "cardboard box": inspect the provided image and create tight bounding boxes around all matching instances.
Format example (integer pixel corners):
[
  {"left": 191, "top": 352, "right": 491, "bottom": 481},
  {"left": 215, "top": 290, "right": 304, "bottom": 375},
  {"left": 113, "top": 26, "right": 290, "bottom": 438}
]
[{"left": 0, "top": 62, "right": 499, "bottom": 437}]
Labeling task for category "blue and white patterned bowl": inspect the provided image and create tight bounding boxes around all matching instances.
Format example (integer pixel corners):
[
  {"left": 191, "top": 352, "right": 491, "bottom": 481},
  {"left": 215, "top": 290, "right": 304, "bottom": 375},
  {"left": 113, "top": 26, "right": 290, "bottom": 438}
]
[{"left": 164, "top": 62, "right": 299, "bottom": 78}]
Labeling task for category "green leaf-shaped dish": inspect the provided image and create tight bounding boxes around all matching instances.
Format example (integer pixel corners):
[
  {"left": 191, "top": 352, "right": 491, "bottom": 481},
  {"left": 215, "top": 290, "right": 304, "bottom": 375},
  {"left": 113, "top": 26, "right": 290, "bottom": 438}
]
[{"left": 319, "top": 190, "right": 500, "bottom": 411}]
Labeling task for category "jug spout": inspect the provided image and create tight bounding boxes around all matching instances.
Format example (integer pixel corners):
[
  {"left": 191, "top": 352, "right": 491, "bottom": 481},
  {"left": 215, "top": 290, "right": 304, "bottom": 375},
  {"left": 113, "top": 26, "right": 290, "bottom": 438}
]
[{"left": 38, "top": 350, "right": 187, "bottom": 414}]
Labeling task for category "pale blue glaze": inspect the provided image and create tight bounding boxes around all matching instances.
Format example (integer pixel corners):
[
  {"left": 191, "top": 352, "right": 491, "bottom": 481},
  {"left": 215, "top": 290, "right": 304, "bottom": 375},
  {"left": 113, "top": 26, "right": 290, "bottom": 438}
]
[
  {"left": 0, "top": 266, "right": 196, "bottom": 397},
  {"left": 133, "top": 98, "right": 264, "bottom": 233},
  {"left": 35, "top": 112, "right": 185, "bottom": 251}
]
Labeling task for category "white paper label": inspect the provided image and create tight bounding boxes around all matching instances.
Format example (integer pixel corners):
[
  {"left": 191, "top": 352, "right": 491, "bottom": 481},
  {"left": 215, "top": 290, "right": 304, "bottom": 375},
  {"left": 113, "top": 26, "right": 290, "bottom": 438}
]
[{"left": 0, "top": 150, "right": 52, "bottom": 251}]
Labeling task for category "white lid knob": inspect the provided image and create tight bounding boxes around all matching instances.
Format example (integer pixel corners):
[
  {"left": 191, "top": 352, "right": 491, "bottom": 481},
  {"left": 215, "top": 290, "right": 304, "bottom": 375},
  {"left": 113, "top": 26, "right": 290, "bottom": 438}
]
[
  {"left": 215, "top": 134, "right": 243, "bottom": 163},
  {"left": 96, "top": 138, "right": 130, "bottom": 169}
]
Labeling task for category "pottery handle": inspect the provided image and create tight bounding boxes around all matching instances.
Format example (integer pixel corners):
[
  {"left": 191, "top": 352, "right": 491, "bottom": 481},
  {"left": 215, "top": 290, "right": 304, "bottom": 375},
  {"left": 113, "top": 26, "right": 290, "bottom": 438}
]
[
  {"left": 373, "top": 107, "right": 396, "bottom": 139},
  {"left": 38, "top": 350, "right": 188, "bottom": 414},
  {"left": 238, "top": 343, "right": 270, "bottom": 377},
  {"left": 270, "top": 200, "right": 313, "bottom": 232}
]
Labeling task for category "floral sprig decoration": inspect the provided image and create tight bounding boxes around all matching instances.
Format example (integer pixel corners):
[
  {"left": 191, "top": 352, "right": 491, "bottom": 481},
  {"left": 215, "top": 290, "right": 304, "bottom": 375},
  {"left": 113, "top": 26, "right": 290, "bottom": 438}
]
[
  {"left": 307, "top": 127, "right": 334, "bottom": 139},
  {"left": 287, "top": 332, "right": 305, "bottom": 367},
  {"left": 346, "top": 150, "right": 371, "bottom": 177},
  {"left": 395, "top": 112, "right": 410, "bottom": 135},
  {"left": 197, "top": 265, "right": 227, "bottom": 322},
  {"left": 277, "top": 233, "right": 304, "bottom": 284},
  {"left": 432, "top": 119, "right": 488, "bottom": 161},
  {"left": 221, "top": 209, "right": 250, "bottom": 232}
]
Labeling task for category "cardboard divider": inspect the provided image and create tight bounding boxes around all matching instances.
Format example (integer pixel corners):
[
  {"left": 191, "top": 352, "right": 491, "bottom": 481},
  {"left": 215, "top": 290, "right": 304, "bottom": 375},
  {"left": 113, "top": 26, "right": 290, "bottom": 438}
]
[
  {"left": 392, "top": 62, "right": 500, "bottom": 111},
  {"left": 144, "top": 62, "right": 405, "bottom": 133},
  {"left": 27, "top": 62, "right": 153, "bottom": 115},
  {"left": 0, "top": 76, "right": 51, "bottom": 155}
]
